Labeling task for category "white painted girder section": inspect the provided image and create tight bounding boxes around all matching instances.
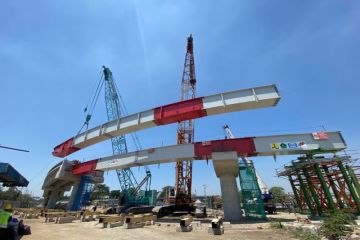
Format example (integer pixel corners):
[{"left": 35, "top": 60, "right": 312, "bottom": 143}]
[
  {"left": 203, "top": 85, "right": 280, "bottom": 115},
  {"left": 253, "top": 131, "right": 346, "bottom": 156},
  {"left": 74, "top": 109, "right": 156, "bottom": 148},
  {"left": 95, "top": 144, "right": 195, "bottom": 171}
]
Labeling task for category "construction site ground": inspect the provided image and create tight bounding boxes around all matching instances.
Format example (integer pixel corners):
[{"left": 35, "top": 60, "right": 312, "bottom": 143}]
[{"left": 20, "top": 212, "right": 303, "bottom": 240}]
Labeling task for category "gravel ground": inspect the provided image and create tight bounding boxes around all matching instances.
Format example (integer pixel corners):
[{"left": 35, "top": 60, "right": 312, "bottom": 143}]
[{"left": 20, "top": 213, "right": 299, "bottom": 240}]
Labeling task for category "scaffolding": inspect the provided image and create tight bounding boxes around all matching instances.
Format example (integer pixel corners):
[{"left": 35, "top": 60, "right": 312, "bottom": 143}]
[
  {"left": 239, "top": 160, "right": 266, "bottom": 220},
  {"left": 70, "top": 176, "right": 93, "bottom": 211},
  {"left": 277, "top": 155, "right": 360, "bottom": 216}
]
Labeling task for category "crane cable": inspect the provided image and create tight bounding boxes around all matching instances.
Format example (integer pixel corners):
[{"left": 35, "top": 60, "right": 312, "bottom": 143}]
[
  {"left": 116, "top": 86, "right": 149, "bottom": 171},
  {"left": 75, "top": 67, "right": 151, "bottom": 190},
  {"left": 76, "top": 71, "right": 104, "bottom": 136}
]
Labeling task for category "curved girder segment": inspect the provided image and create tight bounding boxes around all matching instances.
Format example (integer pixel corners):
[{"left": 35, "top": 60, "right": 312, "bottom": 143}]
[
  {"left": 53, "top": 84, "right": 281, "bottom": 158},
  {"left": 71, "top": 131, "right": 346, "bottom": 175}
]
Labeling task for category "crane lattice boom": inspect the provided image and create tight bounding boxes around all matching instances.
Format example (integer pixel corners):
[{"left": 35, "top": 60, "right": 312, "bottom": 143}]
[
  {"left": 103, "top": 66, "right": 151, "bottom": 203},
  {"left": 175, "top": 35, "right": 196, "bottom": 204}
]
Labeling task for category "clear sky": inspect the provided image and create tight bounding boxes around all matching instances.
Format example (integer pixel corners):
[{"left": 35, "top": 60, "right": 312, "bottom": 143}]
[{"left": 1, "top": 1, "right": 359, "bottom": 197}]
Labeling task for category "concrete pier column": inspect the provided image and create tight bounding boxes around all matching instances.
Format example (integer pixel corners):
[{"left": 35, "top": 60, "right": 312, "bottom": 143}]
[
  {"left": 212, "top": 151, "right": 241, "bottom": 221},
  {"left": 47, "top": 190, "right": 64, "bottom": 209},
  {"left": 68, "top": 181, "right": 81, "bottom": 210}
]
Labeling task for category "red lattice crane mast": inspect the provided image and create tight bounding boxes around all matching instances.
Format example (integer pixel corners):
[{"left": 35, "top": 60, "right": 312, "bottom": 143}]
[{"left": 174, "top": 34, "right": 196, "bottom": 205}]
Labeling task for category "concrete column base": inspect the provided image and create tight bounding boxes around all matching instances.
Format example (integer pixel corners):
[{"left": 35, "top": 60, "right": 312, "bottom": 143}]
[
  {"left": 123, "top": 222, "right": 145, "bottom": 229},
  {"left": 176, "top": 225, "right": 193, "bottom": 232},
  {"left": 212, "top": 151, "right": 241, "bottom": 221},
  {"left": 208, "top": 226, "right": 224, "bottom": 235}
]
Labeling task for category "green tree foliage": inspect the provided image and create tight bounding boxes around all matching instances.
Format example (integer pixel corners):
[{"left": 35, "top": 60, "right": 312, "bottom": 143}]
[
  {"left": 320, "top": 211, "right": 355, "bottom": 240},
  {"left": 0, "top": 187, "right": 21, "bottom": 201},
  {"left": 0, "top": 187, "right": 43, "bottom": 207},
  {"left": 269, "top": 186, "right": 286, "bottom": 205},
  {"left": 90, "top": 184, "right": 110, "bottom": 201},
  {"left": 109, "top": 190, "right": 121, "bottom": 199}
]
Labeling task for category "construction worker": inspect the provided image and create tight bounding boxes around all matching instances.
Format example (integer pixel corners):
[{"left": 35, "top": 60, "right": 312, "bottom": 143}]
[
  {"left": 0, "top": 203, "right": 14, "bottom": 239},
  {"left": 0, "top": 203, "right": 30, "bottom": 240}
]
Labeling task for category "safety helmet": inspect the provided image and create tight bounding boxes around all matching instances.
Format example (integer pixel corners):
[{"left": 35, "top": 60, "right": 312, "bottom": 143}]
[{"left": 4, "top": 203, "right": 12, "bottom": 211}]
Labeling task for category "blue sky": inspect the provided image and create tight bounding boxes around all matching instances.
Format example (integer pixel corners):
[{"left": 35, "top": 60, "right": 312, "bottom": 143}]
[{"left": 1, "top": 1, "right": 359, "bottom": 197}]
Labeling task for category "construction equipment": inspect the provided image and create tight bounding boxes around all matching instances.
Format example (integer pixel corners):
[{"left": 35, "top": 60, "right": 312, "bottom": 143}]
[
  {"left": 223, "top": 124, "right": 275, "bottom": 217},
  {"left": 277, "top": 155, "right": 360, "bottom": 215},
  {"left": 154, "top": 35, "right": 197, "bottom": 216},
  {"left": 102, "top": 66, "right": 154, "bottom": 210},
  {"left": 53, "top": 67, "right": 155, "bottom": 211},
  {"left": 174, "top": 34, "right": 197, "bottom": 206}
]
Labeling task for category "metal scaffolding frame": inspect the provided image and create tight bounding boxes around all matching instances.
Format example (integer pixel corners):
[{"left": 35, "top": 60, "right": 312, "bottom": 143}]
[
  {"left": 278, "top": 155, "right": 360, "bottom": 216},
  {"left": 239, "top": 160, "right": 266, "bottom": 220}
]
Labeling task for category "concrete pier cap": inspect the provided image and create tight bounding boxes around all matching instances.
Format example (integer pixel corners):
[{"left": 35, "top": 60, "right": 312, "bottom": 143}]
[{"left": 212, "top": 151, "right": 242, "bottom": 221}]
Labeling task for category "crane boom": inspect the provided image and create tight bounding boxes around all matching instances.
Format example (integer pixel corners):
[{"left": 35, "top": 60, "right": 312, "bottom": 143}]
[
  {"left": 175, "top": 34, "right": 196, "bottom": 204},
  {"left": 103, "top": 66, "right": 151, "bottom": 204}
]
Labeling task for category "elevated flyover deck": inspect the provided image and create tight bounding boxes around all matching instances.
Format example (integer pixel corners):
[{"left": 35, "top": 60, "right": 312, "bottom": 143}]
[
  {"left": 42, "top": 160, "right": 104, "bottom": 209},
  {"left": 69, "top": 131, "right": 345, "bottom": 221},
  {"left": 53, "top": 84, "right": 281, "bottom": 158}
]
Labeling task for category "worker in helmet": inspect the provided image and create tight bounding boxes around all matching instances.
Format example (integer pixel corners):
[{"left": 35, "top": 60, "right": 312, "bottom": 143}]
[{"left": 0, "top": 203, "right": 14, "bottom": 239}]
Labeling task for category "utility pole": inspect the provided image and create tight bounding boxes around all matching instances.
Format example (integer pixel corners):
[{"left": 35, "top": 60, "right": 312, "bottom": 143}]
[{"left": 203, "top": 184, "right": 207, "bottom": 207}]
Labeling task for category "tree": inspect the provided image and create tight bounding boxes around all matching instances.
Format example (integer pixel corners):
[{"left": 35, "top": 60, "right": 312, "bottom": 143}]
[
  {"left": 109, "top": 190, "right": 120, "bottom": 199},
  {"left": 0, "top": 187, "right": 43, "bottom": 208},
  {"left": 90, "top": 184, "right": 110, "bottom": 200},
  {"left": 0, "top": 187, "right": 21, "bottom": 201},
  {"left": 269, "top": 186, "right": 286, "bottom": 205}
]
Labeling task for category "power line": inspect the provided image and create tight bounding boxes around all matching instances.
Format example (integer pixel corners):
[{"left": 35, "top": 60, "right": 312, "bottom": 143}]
[{"left": 0, "top": 145, "right": 29, "bottom": 153}]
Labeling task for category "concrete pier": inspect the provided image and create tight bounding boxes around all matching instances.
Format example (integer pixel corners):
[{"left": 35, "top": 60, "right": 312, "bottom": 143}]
[
  {"left": 212, "top": 151, "right": 241, "bottom": 221},
  {"left": 46, "top": 190, "right": 65, "bottom": 209}
]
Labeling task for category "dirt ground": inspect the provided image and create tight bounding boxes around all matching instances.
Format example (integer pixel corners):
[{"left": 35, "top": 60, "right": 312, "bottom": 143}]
[{"left": 20, "top": 212, "right": 300, "bottom": 240}]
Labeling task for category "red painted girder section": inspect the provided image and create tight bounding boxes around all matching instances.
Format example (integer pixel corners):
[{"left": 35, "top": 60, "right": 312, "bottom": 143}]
[
  {"left": 52, "top": 137, "right": 80, "bottom": 158},
  {"left": 72, "top": 159, "right": 99, "bottom": 175},
  {"left": 194, "top": 138, "right": 257, "bottom": 159},
  {"left": 53, "top": 97, "right": 208, "bottom": 158},
  {"left": 154, "top": 97, "right": 207, "bottom": 125}
]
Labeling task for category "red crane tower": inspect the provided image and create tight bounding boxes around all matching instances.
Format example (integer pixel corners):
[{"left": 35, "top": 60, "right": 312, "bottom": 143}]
[{"left": 174, "top": 34, "right": 196, "bottom": 205}]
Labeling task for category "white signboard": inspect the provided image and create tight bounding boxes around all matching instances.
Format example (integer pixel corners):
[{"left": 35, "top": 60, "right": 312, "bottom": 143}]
[{"left": 270, "top": 141, "right": 307, "bottom": 150}]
